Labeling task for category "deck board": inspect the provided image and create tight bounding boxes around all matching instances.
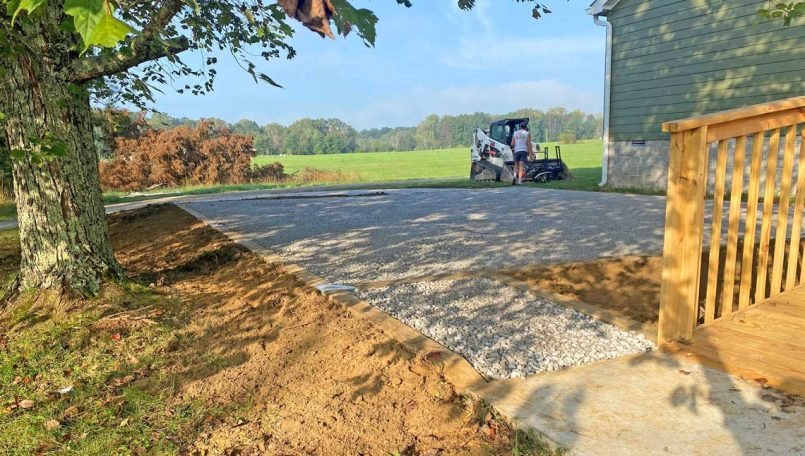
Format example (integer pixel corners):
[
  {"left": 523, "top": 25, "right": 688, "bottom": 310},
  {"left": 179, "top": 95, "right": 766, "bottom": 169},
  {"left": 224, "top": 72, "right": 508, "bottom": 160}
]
[{"left": 663, "top": 286, "right": 805, "bottom": 396}]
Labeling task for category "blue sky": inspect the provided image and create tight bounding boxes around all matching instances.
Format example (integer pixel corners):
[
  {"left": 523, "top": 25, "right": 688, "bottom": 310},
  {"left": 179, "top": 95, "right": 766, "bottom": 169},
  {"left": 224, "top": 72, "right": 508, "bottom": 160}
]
[{"left": 153, "top": 0, "right": 605, "bottom": 129}]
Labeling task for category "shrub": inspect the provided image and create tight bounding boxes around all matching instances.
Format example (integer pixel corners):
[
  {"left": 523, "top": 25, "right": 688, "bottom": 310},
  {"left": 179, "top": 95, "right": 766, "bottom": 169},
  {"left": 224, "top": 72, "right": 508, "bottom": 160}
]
[
  {"left": 250, "top": 162, "right": 286, "bottom": 182},
  {"left": 99, "top": 121, "right": 284, "bottom": 191}
]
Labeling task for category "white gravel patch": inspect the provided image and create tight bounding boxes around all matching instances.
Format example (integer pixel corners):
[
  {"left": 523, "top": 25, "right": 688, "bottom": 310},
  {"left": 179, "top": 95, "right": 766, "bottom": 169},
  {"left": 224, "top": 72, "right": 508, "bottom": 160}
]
[{"left": 359, "top": 278, "right": 655, "bottom": 380}]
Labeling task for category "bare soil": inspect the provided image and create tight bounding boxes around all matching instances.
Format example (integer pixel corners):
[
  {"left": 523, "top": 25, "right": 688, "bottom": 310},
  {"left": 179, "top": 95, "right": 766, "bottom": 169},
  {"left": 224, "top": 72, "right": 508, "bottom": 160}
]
[
  {"left": 109, "top": 204, "right": 534, "bottom": 455},
  {"left": 500, "top": 238, "right": 805, "bottom": 327},
  {"left": 501, "top": 256, "right": 662, "bottom": 325}
]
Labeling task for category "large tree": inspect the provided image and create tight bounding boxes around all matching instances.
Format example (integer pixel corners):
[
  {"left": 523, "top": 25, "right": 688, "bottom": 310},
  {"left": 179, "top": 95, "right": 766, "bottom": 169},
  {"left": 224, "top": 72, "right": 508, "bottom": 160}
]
[{"left": 0, "top": 0, "right": 557, "bottom": 298}]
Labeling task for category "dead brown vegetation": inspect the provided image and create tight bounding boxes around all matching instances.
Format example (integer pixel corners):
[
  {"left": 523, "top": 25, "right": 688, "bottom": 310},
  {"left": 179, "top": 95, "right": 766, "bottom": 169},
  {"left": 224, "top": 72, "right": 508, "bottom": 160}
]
[{"left": 99, "top": 121, "right": 286, "bottom": 191}]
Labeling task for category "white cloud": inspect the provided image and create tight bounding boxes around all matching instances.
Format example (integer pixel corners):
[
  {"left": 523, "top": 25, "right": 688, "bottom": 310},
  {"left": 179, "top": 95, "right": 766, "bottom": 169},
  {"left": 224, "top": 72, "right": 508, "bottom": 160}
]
[{"left": 344, "top": 80, "right": 602, "bottom": 129}]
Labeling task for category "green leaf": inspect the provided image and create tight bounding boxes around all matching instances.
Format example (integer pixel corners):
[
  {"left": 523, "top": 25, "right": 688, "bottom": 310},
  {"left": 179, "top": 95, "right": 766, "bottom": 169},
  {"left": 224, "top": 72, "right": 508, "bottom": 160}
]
[
  {"left": 65, "top": 0, "right": 104, "bottom": 39},
  {"left": 258, "top": 73, "right": 282, "bottom": 88},
  {"left": 64, "top": 0, "right": 133, "bottom": 51},
  {"left": 86, "top": 11, "right": 133, "bottom": 48},
  {"left": 329, "top": 0, "right": 378, "bottom": 47},
  {"left": 9, "top": 0, "right": 47, "bottom": 25}
]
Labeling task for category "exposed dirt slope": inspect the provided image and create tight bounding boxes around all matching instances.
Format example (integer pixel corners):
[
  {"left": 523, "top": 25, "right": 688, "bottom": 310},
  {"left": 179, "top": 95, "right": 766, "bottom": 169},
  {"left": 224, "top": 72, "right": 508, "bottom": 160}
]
[{"left": 109, "top": 204, "right": 526, "bottom": 455}]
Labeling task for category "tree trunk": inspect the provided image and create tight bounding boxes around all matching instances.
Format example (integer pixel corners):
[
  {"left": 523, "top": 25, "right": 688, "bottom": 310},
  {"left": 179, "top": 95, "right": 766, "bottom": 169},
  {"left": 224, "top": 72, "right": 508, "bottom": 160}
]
[{"left": 0, "top": 8, "right": 120, "bottom": 296}]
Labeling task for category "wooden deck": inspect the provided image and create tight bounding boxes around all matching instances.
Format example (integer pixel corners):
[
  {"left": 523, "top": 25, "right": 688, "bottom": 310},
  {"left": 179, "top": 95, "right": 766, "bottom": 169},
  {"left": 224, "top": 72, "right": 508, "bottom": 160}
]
[{"left": 663, "top": 285, "right": 805, "bottom": 396}]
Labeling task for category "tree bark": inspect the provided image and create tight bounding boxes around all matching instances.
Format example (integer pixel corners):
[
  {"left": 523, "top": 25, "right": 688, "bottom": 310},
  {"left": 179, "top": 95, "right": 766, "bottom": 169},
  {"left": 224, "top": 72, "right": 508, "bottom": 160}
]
[{"left": 0, "top": 8, "right": 120, "bottom": 296}]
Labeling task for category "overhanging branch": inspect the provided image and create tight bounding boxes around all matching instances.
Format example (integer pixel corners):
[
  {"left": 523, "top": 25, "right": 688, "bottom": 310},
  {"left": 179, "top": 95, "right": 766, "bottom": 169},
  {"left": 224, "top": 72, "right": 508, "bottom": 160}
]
[
  {"left": 67, "top": 37, "right": 190, "bottom": 83},
  {"left": 65, "top": 0, "right": 187, "bottom": 83}
]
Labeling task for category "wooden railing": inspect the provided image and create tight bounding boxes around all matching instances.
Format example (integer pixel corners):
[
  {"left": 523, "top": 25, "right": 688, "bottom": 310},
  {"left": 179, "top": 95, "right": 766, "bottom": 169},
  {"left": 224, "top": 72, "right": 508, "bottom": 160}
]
[{"left": 658, "top": 96, "right": 805, "bottom": 343}]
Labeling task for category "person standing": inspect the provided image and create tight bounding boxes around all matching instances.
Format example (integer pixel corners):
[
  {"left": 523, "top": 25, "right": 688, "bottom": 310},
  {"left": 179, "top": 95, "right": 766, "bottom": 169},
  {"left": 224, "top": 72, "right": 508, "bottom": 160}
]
[{"left": 510, "top": 123, "right": 532, "bottom": 185}]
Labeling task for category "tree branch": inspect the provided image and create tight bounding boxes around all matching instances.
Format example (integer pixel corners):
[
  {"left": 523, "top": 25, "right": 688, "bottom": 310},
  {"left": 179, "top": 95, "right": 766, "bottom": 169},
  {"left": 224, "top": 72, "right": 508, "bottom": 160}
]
[
  {"left": 68, "top": 37, "right": 190, "bottom": 83},
  {"left": 66, "top": 0, "right": 188, "bottom": 83}
]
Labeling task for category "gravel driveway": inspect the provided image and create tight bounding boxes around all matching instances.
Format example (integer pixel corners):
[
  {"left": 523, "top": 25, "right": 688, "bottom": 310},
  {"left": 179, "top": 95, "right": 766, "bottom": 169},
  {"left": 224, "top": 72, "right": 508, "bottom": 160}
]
[
  {"left": 359, "top": 278, "right": 654, "bottom": 379},
  {"left": 177, "top": 188, "right": 665, "bottom": 379},
  {"left": 179, "top": 187, "right": 668, "bottom": 284}
]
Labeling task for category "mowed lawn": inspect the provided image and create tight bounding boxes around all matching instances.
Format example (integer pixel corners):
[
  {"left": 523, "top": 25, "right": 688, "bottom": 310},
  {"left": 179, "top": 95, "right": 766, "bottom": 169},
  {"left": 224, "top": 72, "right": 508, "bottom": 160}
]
[
  {"left": 0, "top": 140, "right": 604, "bottom": 222},
  {"left": 255, "top": 139, "right": 603, "bottom": 187}
]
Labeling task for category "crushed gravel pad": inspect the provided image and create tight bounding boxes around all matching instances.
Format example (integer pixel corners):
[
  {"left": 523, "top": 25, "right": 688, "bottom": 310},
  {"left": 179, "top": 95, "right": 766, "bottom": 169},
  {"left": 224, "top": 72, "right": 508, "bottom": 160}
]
[
  {"left": 359, "top": 278, "right": 655, "bottom": 380},
  {"left": 179, "top": 188, "right": 670, "bottom": 284}
]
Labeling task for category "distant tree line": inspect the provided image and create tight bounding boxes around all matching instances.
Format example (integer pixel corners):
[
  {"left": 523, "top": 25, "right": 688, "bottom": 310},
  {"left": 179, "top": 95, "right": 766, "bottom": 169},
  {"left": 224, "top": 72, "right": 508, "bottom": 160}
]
[{"left": 94, "top": 108, "right": 602, "bottom": 157}]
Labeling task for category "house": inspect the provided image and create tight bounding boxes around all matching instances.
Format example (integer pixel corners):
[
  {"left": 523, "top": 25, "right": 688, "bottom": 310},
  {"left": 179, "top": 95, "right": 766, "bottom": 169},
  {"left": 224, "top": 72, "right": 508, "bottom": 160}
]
[{"left": 587, "top": 0, "right": 805, "bottom": 190}]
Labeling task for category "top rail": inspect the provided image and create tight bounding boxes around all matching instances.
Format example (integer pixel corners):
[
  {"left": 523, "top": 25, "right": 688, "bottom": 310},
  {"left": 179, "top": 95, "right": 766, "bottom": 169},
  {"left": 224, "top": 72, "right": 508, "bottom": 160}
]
[{"left": 662, "top": 96, "right": 805, "bottom": 134}]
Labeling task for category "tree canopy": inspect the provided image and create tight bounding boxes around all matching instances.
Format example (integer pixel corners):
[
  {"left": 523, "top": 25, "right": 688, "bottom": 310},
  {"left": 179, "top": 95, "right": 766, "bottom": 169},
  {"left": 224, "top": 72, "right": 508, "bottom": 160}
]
[{"left": 0, "top": 0, "right": 558, "bottom": 114}]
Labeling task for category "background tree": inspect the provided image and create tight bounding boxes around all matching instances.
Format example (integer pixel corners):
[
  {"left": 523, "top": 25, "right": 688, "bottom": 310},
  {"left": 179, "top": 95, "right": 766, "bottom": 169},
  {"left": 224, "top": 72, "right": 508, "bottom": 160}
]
[
  {"left": 259, "top": 122, "right": 287, "bottom": 155},
  {"left": 93, "top": 108, "right": 149, "bottom": 159},
  {"left": 230, "top": 119, "right": 263, "bottom": 137},
  {"left": 415, "top": 114, "right": 441, "bottom": 150}
]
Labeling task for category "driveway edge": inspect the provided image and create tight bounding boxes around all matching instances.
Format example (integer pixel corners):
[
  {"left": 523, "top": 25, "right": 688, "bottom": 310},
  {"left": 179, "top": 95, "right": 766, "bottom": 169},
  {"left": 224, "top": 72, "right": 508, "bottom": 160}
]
[
  {"left": 177, "top": 203, "right": 486, "bottom": 391},
  {"left": 177, "top": 202, "right": 568, "bottom": 453}
]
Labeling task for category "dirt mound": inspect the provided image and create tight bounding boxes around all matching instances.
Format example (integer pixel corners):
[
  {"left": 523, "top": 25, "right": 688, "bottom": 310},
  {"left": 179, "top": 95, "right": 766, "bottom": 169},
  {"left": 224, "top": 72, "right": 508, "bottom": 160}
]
[{"left": 108, "top": 204, "right": 534, "bottom": 455}]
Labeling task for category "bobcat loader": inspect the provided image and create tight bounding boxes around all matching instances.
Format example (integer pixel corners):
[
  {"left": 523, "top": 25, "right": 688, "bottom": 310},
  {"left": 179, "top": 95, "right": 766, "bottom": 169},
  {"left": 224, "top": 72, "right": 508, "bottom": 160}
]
[
  {"left": 469, "top": 118, "right": 523, "bottom": 182},
  {"left": 470, "top": 118, "right": 571, "bottom": 183}
]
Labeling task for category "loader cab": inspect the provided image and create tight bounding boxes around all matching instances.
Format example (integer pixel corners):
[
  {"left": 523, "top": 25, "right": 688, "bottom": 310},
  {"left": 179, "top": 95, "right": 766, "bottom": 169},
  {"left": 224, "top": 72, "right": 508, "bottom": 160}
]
[{"left": 489, "top": 118, "right": 529, "bottom": 146}]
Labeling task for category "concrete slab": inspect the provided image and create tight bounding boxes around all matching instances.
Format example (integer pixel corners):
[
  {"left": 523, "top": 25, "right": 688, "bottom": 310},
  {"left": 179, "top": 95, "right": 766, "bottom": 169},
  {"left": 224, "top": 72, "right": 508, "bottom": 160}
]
[{"left": 471, "top": 352, "right": 805, "bottom": 455}]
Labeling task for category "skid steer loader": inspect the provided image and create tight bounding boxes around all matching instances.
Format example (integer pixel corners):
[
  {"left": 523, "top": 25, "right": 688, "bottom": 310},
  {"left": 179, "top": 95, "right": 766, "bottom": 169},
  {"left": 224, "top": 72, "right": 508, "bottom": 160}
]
[{"left": 470, "top": 118, "right": 571, "bottom": 183}]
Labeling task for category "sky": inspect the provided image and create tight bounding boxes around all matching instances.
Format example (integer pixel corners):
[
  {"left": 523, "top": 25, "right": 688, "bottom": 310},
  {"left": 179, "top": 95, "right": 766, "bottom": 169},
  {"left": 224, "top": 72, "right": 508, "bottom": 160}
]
[{"left": 152, "top": 1, "right": 606, "bottom": 130}]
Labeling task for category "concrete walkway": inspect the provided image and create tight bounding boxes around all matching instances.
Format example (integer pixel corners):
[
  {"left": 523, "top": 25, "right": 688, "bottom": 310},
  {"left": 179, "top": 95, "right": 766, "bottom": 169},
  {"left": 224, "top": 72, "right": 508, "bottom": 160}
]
[
  {"left": 352, "top": 276, "right": 805, "bottom": 453},
  {"left": 472, "top": 352, "right": 804, "bottom": 455}
]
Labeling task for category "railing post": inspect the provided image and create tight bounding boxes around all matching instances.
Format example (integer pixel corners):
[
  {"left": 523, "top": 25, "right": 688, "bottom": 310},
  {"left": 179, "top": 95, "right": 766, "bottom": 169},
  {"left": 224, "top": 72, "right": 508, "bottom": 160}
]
[{"left": 658, "top": 126, "right": 709, "bottom": 343}]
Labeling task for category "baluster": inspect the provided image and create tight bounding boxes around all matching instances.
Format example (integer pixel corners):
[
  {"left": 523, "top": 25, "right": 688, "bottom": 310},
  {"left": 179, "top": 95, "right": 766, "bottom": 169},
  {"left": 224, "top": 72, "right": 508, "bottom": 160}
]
[
  {"left": 738, "top": 132, "right": 765, "bottom": 310},
  {"left": 703, "top": 140, "right": 728, "bottom": 323},
  {"left": 755, "top": 129, "right": 782, "bottom": 303},
  {"left": 771, "top": 126, "right": 798, "bottom": 295},
  {"left": 720, "top": 136, "right": 747, "bottom": 317}
]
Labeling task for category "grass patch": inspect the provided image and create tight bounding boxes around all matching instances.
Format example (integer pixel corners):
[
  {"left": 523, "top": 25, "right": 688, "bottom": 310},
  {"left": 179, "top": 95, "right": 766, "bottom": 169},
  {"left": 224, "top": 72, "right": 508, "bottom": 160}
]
[
  {"left": 0, "top": 229, "right": 19, "bottom": 288},
  {"left": 259, "top": 140, "right": 603, "bottom": 184},
  {"left": 3, "top": 140, "right": 654, "bottom": 217},
  {"left": 464, "top": 397, "right": 562, "bottom": 456},
  {"left": 100, "top": 140, "right": 609, "bottom": 205},
  {"left": 0, "top": 194, "right": 16, "bottom": 222},
  {"left": 0, "top": 260, "right": 208, "bottom": 454}
]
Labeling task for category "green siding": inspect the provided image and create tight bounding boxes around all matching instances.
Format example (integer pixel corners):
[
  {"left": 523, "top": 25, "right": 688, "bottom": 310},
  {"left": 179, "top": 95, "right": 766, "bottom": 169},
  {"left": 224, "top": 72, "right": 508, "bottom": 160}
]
[{"left": 608, "top": 0, "right": 805, "bottom": 142}]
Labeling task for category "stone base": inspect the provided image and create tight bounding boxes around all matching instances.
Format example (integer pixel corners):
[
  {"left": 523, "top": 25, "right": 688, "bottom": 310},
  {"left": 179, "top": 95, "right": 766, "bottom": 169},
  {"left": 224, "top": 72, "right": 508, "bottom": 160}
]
[{"left": 605, "top": 136, "right": 804, "bottom": 193}]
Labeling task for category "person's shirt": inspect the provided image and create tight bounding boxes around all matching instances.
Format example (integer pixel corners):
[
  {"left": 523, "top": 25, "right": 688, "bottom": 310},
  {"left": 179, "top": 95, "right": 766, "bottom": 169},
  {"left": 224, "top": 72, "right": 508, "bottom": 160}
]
[{"left": 512, "top": 129, "right": 529, "bottom": 152}]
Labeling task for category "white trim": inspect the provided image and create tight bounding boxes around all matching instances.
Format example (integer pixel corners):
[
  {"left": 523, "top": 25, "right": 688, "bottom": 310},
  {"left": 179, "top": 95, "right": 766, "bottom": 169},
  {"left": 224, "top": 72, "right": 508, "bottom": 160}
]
[
  {"left": 586, "top": 0, "right": 621, "bottom": 16},
  {"left": 593, "top": 13, "right": 613, "bottom": 187}
]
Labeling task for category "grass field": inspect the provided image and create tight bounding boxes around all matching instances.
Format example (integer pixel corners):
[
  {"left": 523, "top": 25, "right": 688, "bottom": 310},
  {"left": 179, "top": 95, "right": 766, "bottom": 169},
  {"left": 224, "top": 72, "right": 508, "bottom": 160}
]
[
  {"left": 0, "top": 140, "right": 606, "bottom": 222},
  {"left": 255, "top": 140, "right": 604, "bottom": 188}
]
